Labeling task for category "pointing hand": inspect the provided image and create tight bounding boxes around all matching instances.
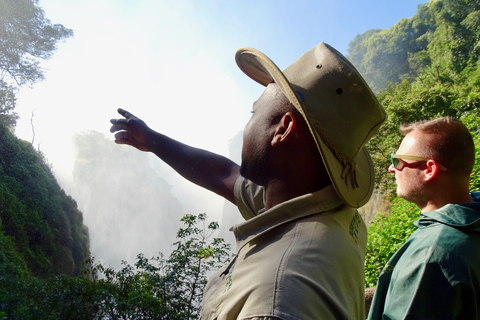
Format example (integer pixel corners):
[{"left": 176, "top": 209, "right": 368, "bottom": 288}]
[{"left": 110, "top": 108, "right": 153, "bottom": 152}]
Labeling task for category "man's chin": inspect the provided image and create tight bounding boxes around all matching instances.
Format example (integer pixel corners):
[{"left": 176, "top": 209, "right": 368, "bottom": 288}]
[
  {"left": 239, "top": 166, "right": 266, "bottom": 186},
  {"left": 397, "top": 190, "right": 406, "bottom": 200}
]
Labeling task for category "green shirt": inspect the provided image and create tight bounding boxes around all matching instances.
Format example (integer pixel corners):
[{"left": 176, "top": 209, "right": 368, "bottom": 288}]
[{"left": 368, "top": 193, "right": 480, "bottom": 320}]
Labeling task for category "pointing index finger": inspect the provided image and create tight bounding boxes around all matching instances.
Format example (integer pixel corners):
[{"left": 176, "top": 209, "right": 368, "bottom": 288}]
[{"left": 117, "top": 108, "right": 136, "bottom": 120}]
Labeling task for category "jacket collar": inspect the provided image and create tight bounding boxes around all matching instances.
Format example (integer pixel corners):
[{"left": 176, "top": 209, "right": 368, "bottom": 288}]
[{"left": 417, "top": 193, "right": 480, "bottom": 230}]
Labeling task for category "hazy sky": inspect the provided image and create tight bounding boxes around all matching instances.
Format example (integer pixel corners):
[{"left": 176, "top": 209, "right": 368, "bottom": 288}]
[
  {"left": 16, "top": 0, "right": 428, "bottom": 163},
  {"left": 14, "top": 0, "right": 428, "bottom": 261}
]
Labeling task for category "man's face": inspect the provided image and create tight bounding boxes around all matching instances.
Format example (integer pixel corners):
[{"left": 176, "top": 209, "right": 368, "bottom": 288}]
[
  {"left": 389, "top": 130, "right": 427, "bottom": 204},
  {"left": 240, "top": 83, "right": 282, "bottom": 185}
]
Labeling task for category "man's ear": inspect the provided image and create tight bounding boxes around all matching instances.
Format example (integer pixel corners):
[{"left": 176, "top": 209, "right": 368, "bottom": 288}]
[
  {"left": 271, "top": 112, "right": 297, "bottom": 147},
  {"left": 424, "top": 160, "right": 441, "bottom": 181}
]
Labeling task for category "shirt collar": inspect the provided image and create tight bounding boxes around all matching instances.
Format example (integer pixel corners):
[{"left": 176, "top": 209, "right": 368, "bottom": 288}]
[{"left": 232, "top": 185, "right": 344, "bottom": 249}]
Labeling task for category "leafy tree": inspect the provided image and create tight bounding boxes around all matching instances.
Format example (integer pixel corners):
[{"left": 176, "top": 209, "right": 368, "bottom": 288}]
[
  {"left": 365, "top": 198, "right": 419, "bottom": 288},
  {"left": 347, "top": 29, "right": 382, "bottom": 74},
  {"left": 0, "top": 80, "right": 18, "bottom": 128},
  {"left": 0, "top": 213, "right": 232, "bottom": 320},
  {"left": 347, "top": 7, "right": 435, "bottom": 93},
  {"left": 160, "top": 213, "right": 232, "bottom": 319},
  {"left": 361, "top": 0, "right": 480, "bottom": 289},
  {"left": 87, "top": 213, "right": 232, "bottom": 320},
  {"left": 0, "top": 0, "right": 73, "bottom": 129},
  {"left": 367, "top": 79, "right": 480, "bottom": 198},
  {"left": 349, "top": 0, "right": 480, "bottom": 197},
  {"left": 462, "top": 113, "right": 480, "bottom": 192},
  {"left": 0, "top": 122, "right": 90, "bottom": 278},
  {"left": 347, "top": 0, "right": 480, "bottom": 93}
]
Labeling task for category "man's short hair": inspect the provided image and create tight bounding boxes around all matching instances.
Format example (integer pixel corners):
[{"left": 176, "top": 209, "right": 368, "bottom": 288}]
[{"left": 399, "top": 116, "right": 475, "bottom": 176}]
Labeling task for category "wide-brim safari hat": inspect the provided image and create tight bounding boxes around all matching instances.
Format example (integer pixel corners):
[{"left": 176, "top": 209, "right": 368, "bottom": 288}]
[{"left": 235, "top": 42, "right": 387, "bottom": 208}]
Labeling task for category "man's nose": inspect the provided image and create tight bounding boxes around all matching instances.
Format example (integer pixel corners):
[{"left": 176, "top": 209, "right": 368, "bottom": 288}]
[{"left": 388, "top": 164, "right": 395, "bottom": 173}]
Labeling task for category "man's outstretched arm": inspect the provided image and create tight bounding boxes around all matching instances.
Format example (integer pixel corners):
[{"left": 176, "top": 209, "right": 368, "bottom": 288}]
[{"left": 110, "top": 108, "right": 240, "bottom": 204}]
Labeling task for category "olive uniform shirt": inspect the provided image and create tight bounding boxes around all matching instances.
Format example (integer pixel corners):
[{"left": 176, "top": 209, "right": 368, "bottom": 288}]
[{"left": 200, "top": 177, "right": 368, "bottom": 320}]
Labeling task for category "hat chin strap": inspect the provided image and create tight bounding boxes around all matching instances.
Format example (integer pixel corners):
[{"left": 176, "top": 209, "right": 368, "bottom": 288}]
[{"left": 341, "top": 161, "right": 359, "bottom": 189}]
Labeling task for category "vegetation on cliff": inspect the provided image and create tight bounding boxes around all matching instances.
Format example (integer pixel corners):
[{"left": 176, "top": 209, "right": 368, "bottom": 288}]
[
  {"left": 0, "top": 123, "right": 90, "bottom": 278},
  {"left": 351, "top": 0, "right": 480, "bottom": 286}
]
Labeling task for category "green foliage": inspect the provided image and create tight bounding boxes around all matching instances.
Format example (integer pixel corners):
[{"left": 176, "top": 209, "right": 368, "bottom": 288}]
[
  {"left": 163, "top": 213, "right": 232, "bottom": 319},
  {"left": 365, "top": 198, "right": 420, "bottom": 288},
  {"left": 0, "top": 0, "right": 73, "bottom": 128},
  {"left": 348, "top": 0, "right": 480, "bottom": 197},
  {"left": 0, "top": 80, "right": 18, "bottom": 130},
  {"left": 0, "top": 213, "right": 232, "bottom": 320},
  {"left": 0, "top": 123, "right": 90, "bottom": 278},
  {"left": 0, "top": 227, "right": 29, "bottom": 279},
  {"left": 348, "top": 0, "right": 480, "bottom": 93},
  {"left": 462, "top": 112, "right": 480, "bottom": 191},
  {"left": 361, "top": 0, "right": 480, "bottom": 289},
  {"left": 368, "top": 81, "right": 480, "bottom": 198},
  {"left": 0, "top": 273, "right": 94, "bottom": 320}
]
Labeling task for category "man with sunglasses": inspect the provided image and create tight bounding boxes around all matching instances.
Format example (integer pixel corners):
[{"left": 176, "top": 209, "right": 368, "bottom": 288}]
[{"left": 367, "top": 116, "right": 480, "bottom": 319}]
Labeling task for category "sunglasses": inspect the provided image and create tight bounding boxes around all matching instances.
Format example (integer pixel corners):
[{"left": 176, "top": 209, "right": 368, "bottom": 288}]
[{"left": 391, "top": 154, "right": 447, "bottom": 171}]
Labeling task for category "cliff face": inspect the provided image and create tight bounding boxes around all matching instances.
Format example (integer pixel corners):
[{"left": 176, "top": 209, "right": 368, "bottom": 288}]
[
  {"left": 0, "top": 124, "right": 89, "bottom": 278},
  {"left": 69, "top": 130, "right": 186, "bottom": 270}
]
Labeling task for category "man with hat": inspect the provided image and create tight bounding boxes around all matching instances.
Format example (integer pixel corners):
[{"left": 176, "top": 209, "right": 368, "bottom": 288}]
[{"left": 110, "top": 42, "right": 386, "bottom": 319}]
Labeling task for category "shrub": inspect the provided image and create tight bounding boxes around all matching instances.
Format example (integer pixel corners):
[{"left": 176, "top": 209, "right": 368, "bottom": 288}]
[{"left": 365, "top": 198, "right": 420, "bottom": 288}]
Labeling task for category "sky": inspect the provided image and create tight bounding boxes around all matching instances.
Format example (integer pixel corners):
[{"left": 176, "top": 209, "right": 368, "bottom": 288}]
[
  {"left": 16, "top": 0, "right": 429, "bottom": 161},
  {"left": 14, "top": 0, "right": 428, "bottom": 265}
]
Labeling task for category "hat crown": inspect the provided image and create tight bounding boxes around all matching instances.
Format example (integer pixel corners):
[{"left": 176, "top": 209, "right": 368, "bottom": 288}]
[
  {"left": 235, "top": 43, "right": 387, "bottom": 207},
  {"left": 284, "top": 43, "right": 385, "bottom": 163}
]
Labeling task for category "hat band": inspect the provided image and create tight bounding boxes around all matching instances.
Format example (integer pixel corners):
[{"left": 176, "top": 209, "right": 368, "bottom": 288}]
[
  {"left": 341, "top": 161, "right": 359, "bottom": 189},
  {"left": 316, "top": 124, "right": 359, "bottom": 190}
]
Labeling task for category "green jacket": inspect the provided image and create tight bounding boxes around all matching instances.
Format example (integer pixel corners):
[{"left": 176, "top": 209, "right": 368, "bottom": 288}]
[{"left": 368, "top": 193, "right": 480, "bottom": 320}]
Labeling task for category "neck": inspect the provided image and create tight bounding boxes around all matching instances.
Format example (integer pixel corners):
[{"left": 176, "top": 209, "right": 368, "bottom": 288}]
[
  {"left": 417, "top": 184, "right": 473, "bottom": 212},
  {"left": 263, "top": 177, "right": 330, "bottom": 211},
  {"left": 419, "top": 196, "right": 473, "bottom": 212}
]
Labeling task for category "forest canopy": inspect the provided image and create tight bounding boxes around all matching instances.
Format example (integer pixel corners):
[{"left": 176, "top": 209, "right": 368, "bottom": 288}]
[
  {"left": 352, "top": 0, "right": 480, "bottom": 287},
  {"left": 0, "top": 0, "right": 73, "bottom": 129},
  {"left": 347, "top": 0, "right": 480, "bottom": 197},
  {"left": 0, "top": 123, "right": 90, "bottom": 278}
]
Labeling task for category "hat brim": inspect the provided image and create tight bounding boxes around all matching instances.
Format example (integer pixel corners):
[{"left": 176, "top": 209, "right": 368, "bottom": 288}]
[{"left": 236, "top": 47, "right": 374, "bottom": 208}]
